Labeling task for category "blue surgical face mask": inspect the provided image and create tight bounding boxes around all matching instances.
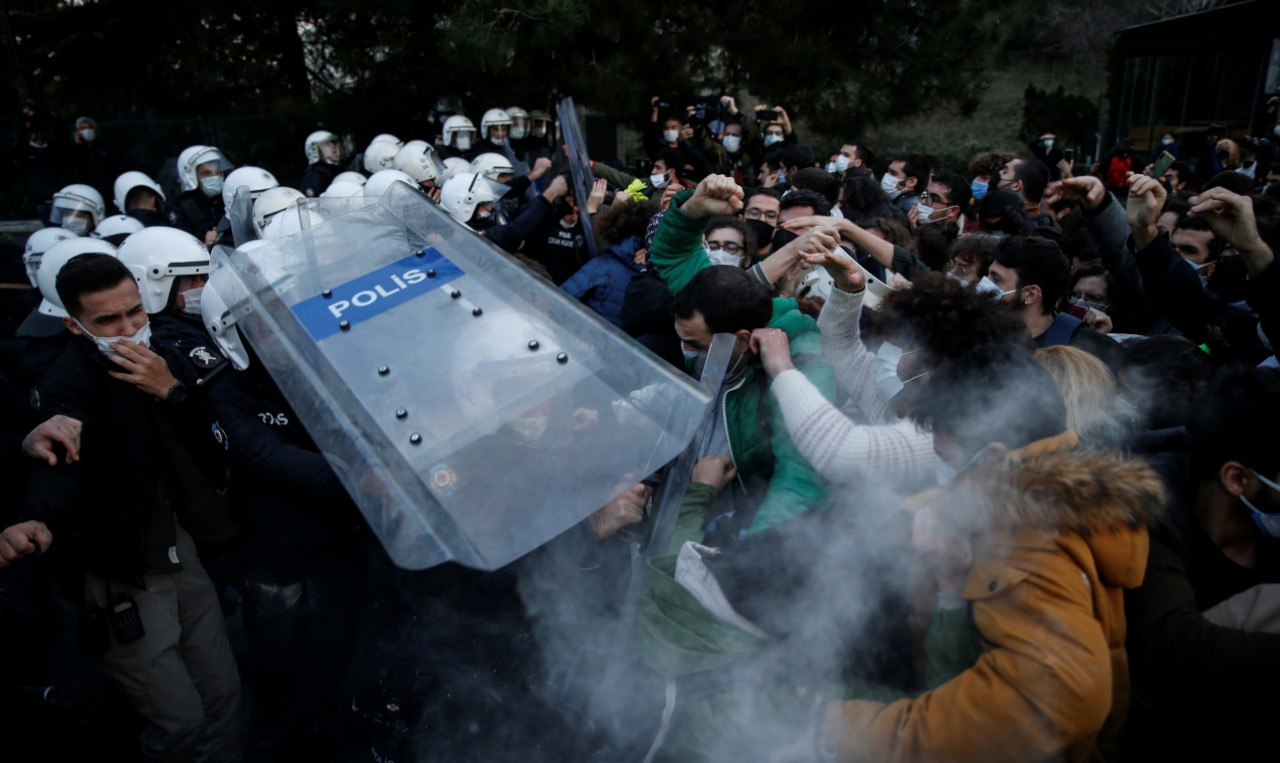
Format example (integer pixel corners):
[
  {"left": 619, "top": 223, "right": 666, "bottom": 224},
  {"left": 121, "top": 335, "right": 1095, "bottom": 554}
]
[
  {"left": 722, "top": 135, "right": 741, "bottom": 154},
  {"left": 763, "top": 134, "right": 784, "bottom": 147},
  {"left": 1240, "top": 469, "right": 1280, "bottom": 539},
  {"left": 776, "top": 168, "right": 788, "bottom": 184},
  {"left": 970, "top": 180, "right": 989, "bottom": 200},
  {"left": 683, "top": 348, "right": 706, "bottom": 378}
]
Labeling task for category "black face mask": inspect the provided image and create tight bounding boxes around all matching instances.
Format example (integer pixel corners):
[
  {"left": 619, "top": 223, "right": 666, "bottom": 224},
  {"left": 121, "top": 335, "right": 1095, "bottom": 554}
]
[
  {"left": 769, "top": 228, "right": 799, "bottom": 254},
  {"left": 1217, "top": 149, "right": 1231, "bottom": 163},
  {"left": 744, "top": 219, "right": 775, "bottom": 251}
]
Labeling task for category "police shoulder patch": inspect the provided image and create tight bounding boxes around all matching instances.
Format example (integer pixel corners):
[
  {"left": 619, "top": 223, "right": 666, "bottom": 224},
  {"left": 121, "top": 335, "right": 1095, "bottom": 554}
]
[{"left": 188, "top": 346, "right": 222, "bottom": 369}]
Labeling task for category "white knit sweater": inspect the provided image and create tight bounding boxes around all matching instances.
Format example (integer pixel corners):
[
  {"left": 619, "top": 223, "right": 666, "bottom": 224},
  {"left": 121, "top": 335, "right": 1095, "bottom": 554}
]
[{"left": 770, "top": 286, "right": 936, "bottom": 491}]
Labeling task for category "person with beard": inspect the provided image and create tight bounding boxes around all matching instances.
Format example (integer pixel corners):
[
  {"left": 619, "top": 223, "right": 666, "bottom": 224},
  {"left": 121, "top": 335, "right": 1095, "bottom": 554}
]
[{"left": 984, "top": 234, "right": 1118, "bottom": 366}]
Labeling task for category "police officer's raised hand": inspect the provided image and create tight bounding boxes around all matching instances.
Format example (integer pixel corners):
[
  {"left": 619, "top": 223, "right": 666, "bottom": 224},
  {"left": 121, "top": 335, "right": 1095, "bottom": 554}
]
[
  {"left": 682, "top": 174, "right": 743, "bottom": 219},
  {"left": 23, "top": 414, "right": 82, "bottom": 465},
  {"left": 691, "top": 455, "right": 737, "bottom": 492},
  {"left": 528, "top": 157, "right": 552, "bottom": 181},
  {"left": 542, "top": 174, "right": 570, "bottom": 202},
  {"left": 589, "top": 483, "right": 650, "bottom": 540},
  {"left": 107, "top": 341, "right": 180, "bottom": 399},
  {"left": 0, "top": 520, "right": 52, "bottom": 567}
]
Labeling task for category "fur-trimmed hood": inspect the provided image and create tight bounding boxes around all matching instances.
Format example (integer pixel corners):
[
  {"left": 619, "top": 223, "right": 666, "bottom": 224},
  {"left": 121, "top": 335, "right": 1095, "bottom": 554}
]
[{"left": 940, "top": 432, "right": 1167, "bottom": 589}]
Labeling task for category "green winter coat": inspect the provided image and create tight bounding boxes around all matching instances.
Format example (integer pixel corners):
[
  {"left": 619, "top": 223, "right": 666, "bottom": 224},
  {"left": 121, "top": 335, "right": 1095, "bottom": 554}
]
[{"left": 649, "top": 189, "right": 837, "bottom": 533}]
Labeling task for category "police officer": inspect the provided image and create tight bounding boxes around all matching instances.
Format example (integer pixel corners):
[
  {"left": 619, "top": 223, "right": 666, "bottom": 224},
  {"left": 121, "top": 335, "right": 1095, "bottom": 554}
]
[
  {"left": 299, "top": 130, "right": 345, "bottom": 197},
  {"left": 171, "top": 145, "right": 233, "bottom": 247},
  {"left": 200, "top": 264, "right": 369, "bottom": 760}
]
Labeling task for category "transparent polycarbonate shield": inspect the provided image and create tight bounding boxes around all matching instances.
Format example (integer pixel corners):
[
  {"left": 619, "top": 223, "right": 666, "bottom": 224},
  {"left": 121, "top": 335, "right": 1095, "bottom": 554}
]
[
  {"left": 228, "top": 186, "right": 257, "bottom": 247},
  {"left": 221, "top": 182, "right": 710, "bottom": 570},
  {"left": 297, "top": 194, "right": 379, "bottom": 224},
  {"left": 556, "top": 97, "right": 600, "bottom": 261}
]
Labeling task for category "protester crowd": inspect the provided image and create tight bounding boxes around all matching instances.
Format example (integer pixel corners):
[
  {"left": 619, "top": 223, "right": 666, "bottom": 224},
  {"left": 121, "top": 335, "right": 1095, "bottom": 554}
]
[{"left": 3, "top": 95, "right": 1280, "bottom": 762}]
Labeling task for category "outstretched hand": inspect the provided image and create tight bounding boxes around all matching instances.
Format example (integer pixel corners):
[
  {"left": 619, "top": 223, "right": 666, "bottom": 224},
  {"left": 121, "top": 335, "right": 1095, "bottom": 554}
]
[{"left": 799, "top": 245, "right": 865, "bottom": 294}]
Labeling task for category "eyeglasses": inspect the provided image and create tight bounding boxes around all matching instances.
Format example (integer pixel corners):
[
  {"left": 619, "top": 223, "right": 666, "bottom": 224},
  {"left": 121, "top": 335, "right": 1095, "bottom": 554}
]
[
  {"left": 706, "top": 240, "right": 743, "bottom": 253},
  {"left": 744, "top": 207, "right": 778, "bottom": 221}
]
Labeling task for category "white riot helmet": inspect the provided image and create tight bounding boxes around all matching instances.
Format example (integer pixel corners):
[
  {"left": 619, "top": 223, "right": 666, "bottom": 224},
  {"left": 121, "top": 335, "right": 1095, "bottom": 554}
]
[
  {"left": 305, "top": 130, "right": 343, "bottom": 165},
  {"left": 506, "top": 107, "right": 530, "bottom": 140},
  {"left": 36, "top": 237, "right": 119, "bottom": 318},
  {"left": 116, "top": 227, "right": 211, "bottom": 314},
  {"left": 439, "top": 157, "right": 470, "bottom": 185},
  {"left": 364, "top": 169, "right": 418, "bottom": 198},
  {"left": 394, "top": 140, "right": 446, "bottom": 185},
  {"left": 440, "top": 172, "right": 508, "bottom": 225},
  {"left": 222, "top": 166, "right": 280, "bottom": 211},
  {"left": 320, "top": 180, "right": 365, "bottom": 198},
  {"left": 480, "top": 108, "right": 512, "bottom": 146},
  {"left": 252, "top": 186, "right": 306, "bottom": 236},
  {"left": 470, "top": 152, "right": 515, "bottom": 182},
  {"left": 442, "top": 116, "right": 476, "bottom": 152},
  {"left": 91, "top": 215, "right": 146, "bottom": 246},
  {"left": 50, "top": 184, "right": 106, "bottom": 236},
  {"left": 112, "top": 171, "right": 165, "bottom": 213},
  {"left": 261, "top": 207, "right": 325, "bottom": 240},
  {"left": 23, "top": 228, "right": 78, "bottom": 287},
  {"left": 369, "top": 133, "right": 403, "bottom": 149},
  {"left": 334, "top": 171, "right": 367, "bottom": 186},
  {"left": 202, "top": 262, "right": 253, "bottom": 371},
  {"left": 178, "top": 145, "right": 233, "bottom": 194},
  {"left": 363, "top": 141, "right": 400, "bottom": 174}
]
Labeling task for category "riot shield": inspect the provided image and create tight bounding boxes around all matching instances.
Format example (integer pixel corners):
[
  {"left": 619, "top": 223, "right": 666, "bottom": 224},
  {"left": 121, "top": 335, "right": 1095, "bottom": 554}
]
[
  {"left": 219, "top": 181, "right": 710, "bottom": 570},
  {"left": 227, "top": 186, "right": 257, "bottom": 248},
  {"left": 555, "top": 96, "right": 600, "bottom": 261}
]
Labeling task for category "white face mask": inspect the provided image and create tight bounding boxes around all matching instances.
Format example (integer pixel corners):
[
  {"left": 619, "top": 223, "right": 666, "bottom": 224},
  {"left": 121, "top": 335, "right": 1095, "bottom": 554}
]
[
  {"left": 62, "top": 216, "right": 90, "bottom": 236},
  {"left": 662, "top": 129, "right": 680, "bottom": 144},
  {"left": 180, "top": 286, "right": 204, "bottom": 317},
  {"left": 763, "top": 134, "right": 784, "bottom": 147},
  {"left": 722, "top": 135, "right": 741, "bottom": 154},
  {"left": 1240, "top": 470, "right": 1280, "bottom": 539},
  {"left": 835, "top": 155, "right": 851, "bottom": 172},
  {"left": 650, "top": 172, "right": 669, "bottom": 189},
  {"left": 510, "top": 126, "right": 527, "bottom": 140},
  {"left": 75, "top": 319, "right": 151, "bottom": 357},
  {"left": 916, "top": 203, "right": 936, "bottom": 223},
  {"left": 200, "top": 175, "right": 223, "bottom": 198},
  {"left": 489, "top": 134, "right": 505, "bottom": 146},
  {"left": 874, "top": 342, "right": 906, "bottom": 406},
  {"left": 80, "top": 128, "right": 96, "bottom": 142},
  {"left": 455, "top": 134, "right": 472, "bottom": 151},
  {"left": 1043, "top": 139, "right": 1054, "bottom": 148},
  {"left": 881, "top": 173, "right": 903, "bottom": 200},
  {"left": 973, "top": 276, "right": 1002, "bottom": 297},
  {"left": 826, "top": 161, "right": 838, "bottom": 173},
  {"left": 708, "top": 250, "right": 742, "bottom": 268}
]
